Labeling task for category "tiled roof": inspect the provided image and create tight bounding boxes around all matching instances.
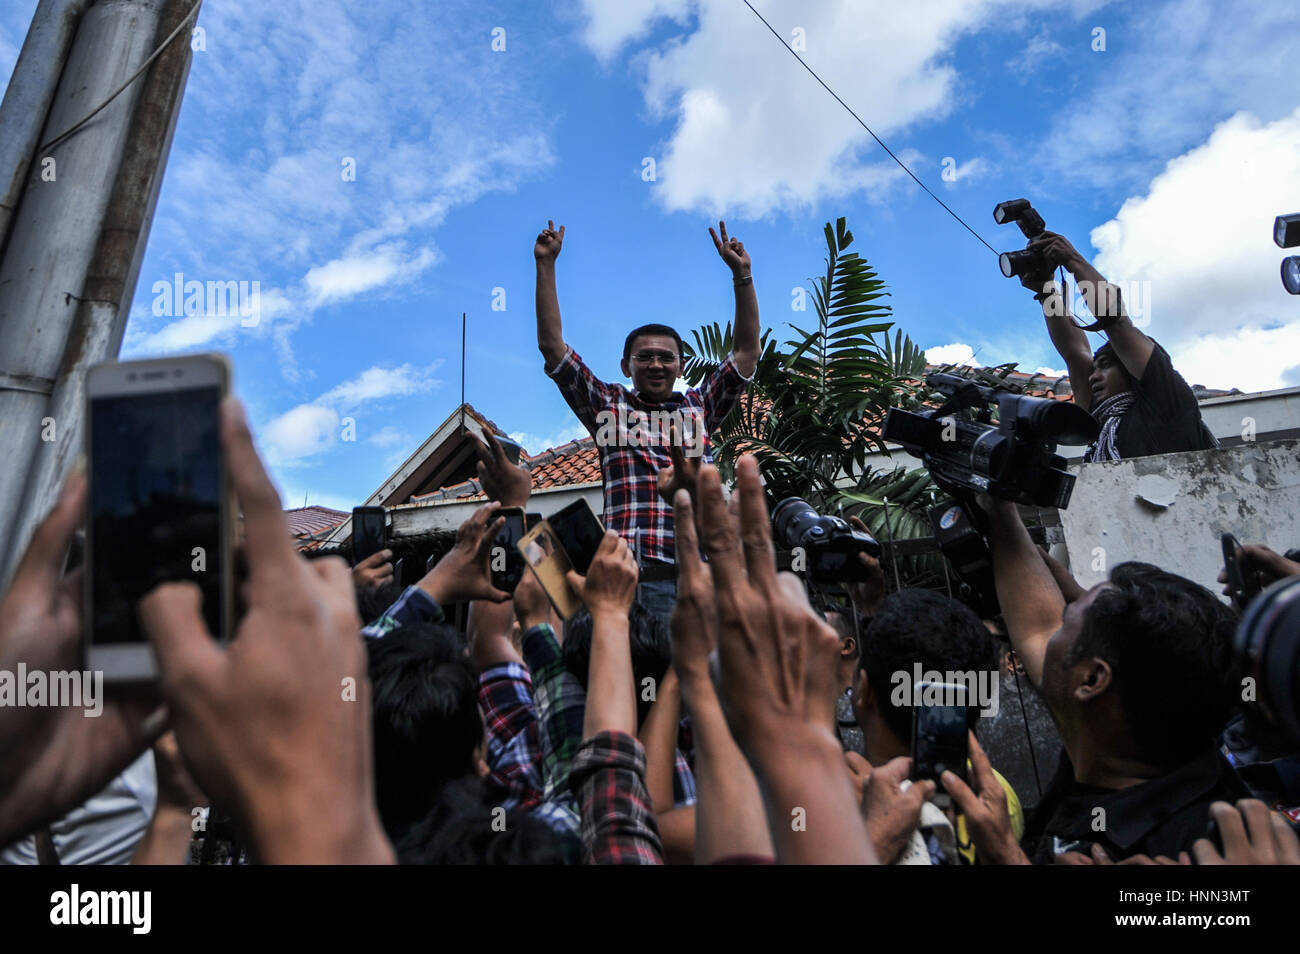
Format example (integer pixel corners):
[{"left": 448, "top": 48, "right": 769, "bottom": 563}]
[{"left": 285, "top": 505, "right": 348, "bottom": 537}]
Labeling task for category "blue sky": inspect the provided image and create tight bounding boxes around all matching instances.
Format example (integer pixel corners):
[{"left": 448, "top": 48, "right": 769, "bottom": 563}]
[{"left": 3, "top": 0, "right": 1298, "bottom": 512}]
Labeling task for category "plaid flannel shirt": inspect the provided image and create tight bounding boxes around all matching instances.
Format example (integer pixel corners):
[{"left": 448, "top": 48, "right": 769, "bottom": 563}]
[
  {"left": 547, "top": 346, "right": 752, "bottom": 565},
  {"left": 569, "top": 730, "right": 663, "bottom": 865}
]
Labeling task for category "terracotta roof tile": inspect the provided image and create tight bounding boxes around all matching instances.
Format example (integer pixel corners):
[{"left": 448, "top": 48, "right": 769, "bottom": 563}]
[{"left": 285, "top": 506, "right": 348, "bottom": 537}]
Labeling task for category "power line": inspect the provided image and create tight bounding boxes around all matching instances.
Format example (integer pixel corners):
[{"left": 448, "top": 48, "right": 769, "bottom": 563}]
[{"left": 739, "top": 0, "right": 998, "bottom": 256}]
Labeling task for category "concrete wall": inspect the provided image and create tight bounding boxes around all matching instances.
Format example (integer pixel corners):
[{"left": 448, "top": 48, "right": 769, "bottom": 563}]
[{"left": 1058, "top": 438, "right": 1300, "bottom": 596}]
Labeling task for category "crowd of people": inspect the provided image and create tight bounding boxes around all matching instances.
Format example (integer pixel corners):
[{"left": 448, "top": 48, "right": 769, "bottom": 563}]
[{"left": 1, "top": 219, "right": 1298, "bottom": 866}]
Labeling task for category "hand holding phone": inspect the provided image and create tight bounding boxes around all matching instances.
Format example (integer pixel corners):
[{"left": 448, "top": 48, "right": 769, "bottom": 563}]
[
  {"left": 419, "top": 503, "right": 511, "bottom": 606},
  {"left": 910, "top": 683, "right": 970, "bottom": 784},
  {"left": 1221, "top": 533, "right": 1264, "bottom": 608}
]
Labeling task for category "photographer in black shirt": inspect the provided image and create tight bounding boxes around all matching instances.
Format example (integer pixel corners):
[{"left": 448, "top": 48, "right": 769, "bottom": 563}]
[{"left": 1022, "top": 232, "right": 1217, "bottom": 462}]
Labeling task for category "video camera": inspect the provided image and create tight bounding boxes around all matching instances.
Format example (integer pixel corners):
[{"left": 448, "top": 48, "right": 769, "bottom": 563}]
[
  {"left": 882, "top": 372, "right": 1099, "bottom": 510},
  {"left": 1236, "top": 576, "right": 1300, "bottom": 746},
  {"left": 772, "top": 497, "right": 881, "bottom": 584}
]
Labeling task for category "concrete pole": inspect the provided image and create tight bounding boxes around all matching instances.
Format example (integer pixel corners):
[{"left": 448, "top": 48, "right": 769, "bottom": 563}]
[
  {"left": 0, "top": 0, "right": 90, "bottom": 256},
  {"left": 0, "top": 0, "right": 197, "bottom": 588}
]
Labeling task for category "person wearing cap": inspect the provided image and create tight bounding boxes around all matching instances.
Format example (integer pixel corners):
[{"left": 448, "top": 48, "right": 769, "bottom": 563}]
[{"left": 1021, "top": 231, "right": 1217, "bottom": 462}]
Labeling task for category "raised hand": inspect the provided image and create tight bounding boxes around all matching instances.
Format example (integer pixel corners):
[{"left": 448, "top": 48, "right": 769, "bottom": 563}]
[
  {"left": 1194, "top": 799, "right": 1300, "bottom": 866},
  {"left": 940, "top": 731, "right": 1028, "bottom": 865},
  {"left": 420, "top": 502, "right": 511, "bottom": 606},
  {"left": 709, "top": 220, "right": 750, "bottom": 276},
  {"left": 655, "top": 423, "right": 703, "bottom": 507},
  {"left": 534, "top": 219, "right": 565, "bottom": 263},
  {"left": 565, "top": 530, "right": 638, "bottom": 620},
  {"left": 0, "top": 468, "right": 167, "bottom": 847},
  {"left": 352, "top": 548, "right": 394, "bottom": 589},
  {"left": 474, "top": 431, "right": 531, "bottom": 507}
]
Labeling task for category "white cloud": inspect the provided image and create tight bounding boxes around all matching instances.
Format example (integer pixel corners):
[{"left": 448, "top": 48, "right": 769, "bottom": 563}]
[
  {"left": 941, "top": 156, "right": 990, "bottom": 189},
  {"left": 124, "top": 0, "right": 553, "bottom": 367},
  {"left": 1090, "top": 107, "right": 1300, "bottom": 391},
  {"left": 318, "top": 363, "right": 440, "bottom": 410},
  {"left": 263, "top": 404, "right": 339, "bottom": 467},
  {"left": 261, "top": 363, "right": 440, "bottom": 466},
  {"left": 367, "top": 426, "right": 409, "bottom": 449},
  {"left": 1008, "top": 29, "right": 1065, "bottom": 77},
  {"left": 579, "top": 0, "right": 1092, "bottom": 217},
  {"left": 1038, "top": 0, "right": 1300, "bottom": 189},
  {"left": 925, "top": 343, "right": 979, "bottom": 366},
  {"left": 304, "top": 244, "right": 438, "bottom": 309}
]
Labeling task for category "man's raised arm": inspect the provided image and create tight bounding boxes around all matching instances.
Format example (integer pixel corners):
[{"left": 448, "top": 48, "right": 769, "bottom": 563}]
[
  {"left": 710, "top": 221, "right": 760, "bottom": 377},
  {"left": 985, "top": 498, "right": 1065, "bottom": 688},
  {"left": 534, "top": 220, "right": 568, "bottom": 372},
  {"left": 1034, "top": 231, "right": 1154, "bottom": 383}
]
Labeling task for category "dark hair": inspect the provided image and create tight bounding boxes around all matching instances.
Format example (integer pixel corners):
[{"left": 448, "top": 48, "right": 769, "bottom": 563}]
[
  {"left": 564, "top": 603, "right": 671, "bottom": 725},
  {"left": 857, "top": 589, "right": 998, "bottom": 743},
  {"left": 1069, "top": 562, "right": 1238, "bottom": 766},
  {"left": 356, "top": 580, "right": 406, "bottom": 628},
  {"left": 1091, "top": 342, "right": 1133, "bottom": 385},
  {"left": 366, "top": 624, "right": 483, "bottom": 835},
  {"left": 623, "top": 324, "right": 684, "bottom": 363},
  {"left": 395, "top": 776, "right": 569, "bottom": 865}
]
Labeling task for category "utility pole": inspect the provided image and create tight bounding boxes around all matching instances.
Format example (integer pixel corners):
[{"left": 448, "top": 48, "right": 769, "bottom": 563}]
[{"left": 0, "top": 0, "right": 198, "bottom": 588}]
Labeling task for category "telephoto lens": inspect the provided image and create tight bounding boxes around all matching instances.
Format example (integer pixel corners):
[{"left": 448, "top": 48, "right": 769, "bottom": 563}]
[{"left": 1235, "top": 576, "right": 1300, "bottom": 746}]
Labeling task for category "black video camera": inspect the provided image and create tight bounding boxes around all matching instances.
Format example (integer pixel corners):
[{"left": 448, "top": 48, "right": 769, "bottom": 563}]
[
  {"left": 882, "top": 373, "right": 1099, "bottom": 509},
  {"left": 1235, "top": 576, "right": 1300, "bottom": 746},
  {"left": 994, "top": 198, "right": 1048, "bottom": 280},
  {"left": 772, "top": 497, "right": 881, "bottom": 584}
]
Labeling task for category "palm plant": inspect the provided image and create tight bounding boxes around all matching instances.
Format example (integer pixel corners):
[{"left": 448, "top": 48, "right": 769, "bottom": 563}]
[{"left": 682, "top": 217, "right": 950, "bottom": 588}]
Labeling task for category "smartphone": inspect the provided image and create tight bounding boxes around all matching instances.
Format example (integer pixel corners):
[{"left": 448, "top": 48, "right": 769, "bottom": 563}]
[
  {"left": 548, "top": 499, "right": 605, "bottom": 574},
  {"left": 352, "top": 506, "right": 387, "bottom": 564},
  {"left": 491, "top": 507, "right": 527, "bottom": 593},
  {"left": 1221, "top": 532, "right": 1263, "bottom": 607},
  {"left": 493, "top": 435, "right": 524, "bottom": 466},
  {"left": 518, "top": 521, "right": 580, "bottom": 620},
  {"left": 910, "top": 683, "right": 970, "bottom": 784},
  {"left": 85, "top": 354, "right": 233, "bottom": 682}
]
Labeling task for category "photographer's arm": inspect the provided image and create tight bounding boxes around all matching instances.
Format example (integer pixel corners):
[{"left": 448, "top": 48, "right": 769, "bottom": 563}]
[
  {"left": 1038, "top": 232, "right": 1154, "bottom": 380},
  {"left": 985, "top": 499, "right": 1063, "bottom": 688},
  {"left": 534, "top": 221, "right": 567, "bottom": 372}
]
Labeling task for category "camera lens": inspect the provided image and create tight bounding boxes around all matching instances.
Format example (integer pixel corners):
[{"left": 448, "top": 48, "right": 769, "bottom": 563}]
[{"left": 1282, "top": 256, "right": 1300, "bottom": 295}]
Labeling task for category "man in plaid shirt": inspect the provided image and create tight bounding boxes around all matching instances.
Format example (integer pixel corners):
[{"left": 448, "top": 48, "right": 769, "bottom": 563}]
[{"left": 533, "top": 219, "right": 761, "bottom": 616}]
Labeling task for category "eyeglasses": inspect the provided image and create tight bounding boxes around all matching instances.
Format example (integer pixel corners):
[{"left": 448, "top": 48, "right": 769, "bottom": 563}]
[{"left": 631, "top": 350, "right": 679, "bottom": 367}]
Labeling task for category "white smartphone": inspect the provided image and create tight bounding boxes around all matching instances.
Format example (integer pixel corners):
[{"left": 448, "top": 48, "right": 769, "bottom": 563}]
[{"left": 84, "top": 354, "right": 234, "bottom": 682}]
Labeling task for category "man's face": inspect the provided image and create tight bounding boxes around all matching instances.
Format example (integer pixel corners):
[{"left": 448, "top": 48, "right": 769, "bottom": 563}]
[
  {"left": 1040, "top": 583, "right": 1110, "bottom": 712},
  {"left": 1087, "top": 351, "right": 1130, "bottom": 404},
  {"left": 621, "top": 334, "right": 680, "bottom": 402}
]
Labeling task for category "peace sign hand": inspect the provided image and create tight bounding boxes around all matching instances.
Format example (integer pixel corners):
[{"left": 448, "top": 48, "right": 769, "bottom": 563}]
[{"left": 709, "top": 220, "right": 750, "bottom": 276}]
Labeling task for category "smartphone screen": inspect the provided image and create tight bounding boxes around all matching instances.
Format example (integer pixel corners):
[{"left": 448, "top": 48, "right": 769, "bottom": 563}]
[
  {"left": 353, "top": 507, "right": 386, "bottom": 564},
  {"left": 518, "top": 521, "right": 580, "bottom": 620},
  {"left": 491, "top": 508, "right": 526, "bottom": 592},
  {"left": 88, "top": 382, "right": 225, "bottom": 651},
  {"left": 549, "top": 499, "right": 605, "bottom": 574},
  {"left": 910, "top": 683, "right": 970, "bottom": 784}
]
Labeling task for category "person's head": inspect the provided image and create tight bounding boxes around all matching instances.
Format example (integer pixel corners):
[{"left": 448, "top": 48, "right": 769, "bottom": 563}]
[
  {"left": 1088, "top": 343, "right": 1134, "bottom": 404},
  {"left": 1040, "top": 562, "right": 1238, "bottom": 769},
  {"left": 621, "top": 324, "right": 684, "bottom": 403},
  {"left": 824, "top": 608, "right": 861, "bottom": 695},
  {"left": 355, "top": 580, "right": 406, "bottom": 628},
  {"left": 852, "top": 589, "right": 998, "bottom": 764},
  {"left": 395, "top": 776, "right": 568, "bottom": 865},
  {"left": 366, "top": 624, "right": 485, "bottom": 836},
  {"left": 564, "top": 602, "right": 671, "bottom": 725}
]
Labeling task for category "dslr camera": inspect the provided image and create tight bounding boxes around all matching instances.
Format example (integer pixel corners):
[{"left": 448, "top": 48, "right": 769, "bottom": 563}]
[
  {"left": 882, "top": 373, "right": 1099, "bottom": 509},
  {"left": 994, "top": 198, "right": 1048, "bottom": 280},
  {"left": 772, "top": 498, "right": 881, "bottom": 584}
]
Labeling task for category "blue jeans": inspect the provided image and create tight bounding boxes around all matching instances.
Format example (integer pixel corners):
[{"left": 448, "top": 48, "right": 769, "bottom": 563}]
[{"left": 637, "top": 578, "right": 678, "bottom": 622}]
